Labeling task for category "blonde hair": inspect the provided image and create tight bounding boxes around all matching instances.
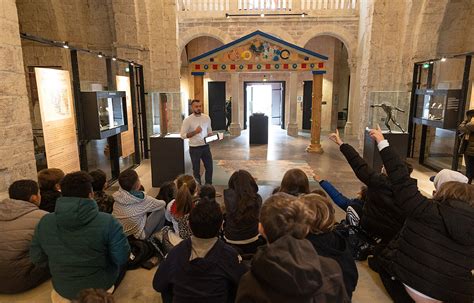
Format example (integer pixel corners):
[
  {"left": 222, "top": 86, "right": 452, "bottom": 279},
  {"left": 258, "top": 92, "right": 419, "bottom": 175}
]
[
  {"left": 259, "top": 192, "right": 314, "bottom": 243},
  {"left": 434, "top": 181, "right": 474, "bottom": 206},
  {"left": 300, "top": 193, "right": 336, "bottom": 234}
]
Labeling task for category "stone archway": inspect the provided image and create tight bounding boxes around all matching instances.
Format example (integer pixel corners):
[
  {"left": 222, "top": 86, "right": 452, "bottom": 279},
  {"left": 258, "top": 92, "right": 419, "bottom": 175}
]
[
  {"left": 179, "top": 26, "right": 232, "bottom": 52},
  {"left": 297, "top": 25, "right": 357, "bottom": 62},
  {"left": 302, "top": 33, "right": 353, "bottom": 133}
]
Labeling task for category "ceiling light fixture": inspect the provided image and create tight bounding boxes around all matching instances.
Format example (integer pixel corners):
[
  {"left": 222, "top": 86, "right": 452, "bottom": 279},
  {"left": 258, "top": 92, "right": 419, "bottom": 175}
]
[
  {"left": 63, "top": 41, "right": 69, "bottom": 49},
  {"left": 98, "top": 52, "right": 103, "bottom": 58}
]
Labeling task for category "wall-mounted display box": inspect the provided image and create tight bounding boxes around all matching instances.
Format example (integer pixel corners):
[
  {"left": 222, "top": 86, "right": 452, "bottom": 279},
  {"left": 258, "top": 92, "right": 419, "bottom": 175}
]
[
  {"left": 81, "top": 91, "right": 128, "bottom": 139},
  {"left": 413, "top": 89, "right": 462, "bottom": 130}
]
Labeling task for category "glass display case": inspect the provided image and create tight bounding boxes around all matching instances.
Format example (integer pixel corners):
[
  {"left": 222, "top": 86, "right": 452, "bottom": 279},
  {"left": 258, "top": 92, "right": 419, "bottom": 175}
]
[
  {"left": 81, "top": 91, "right": 128, "bottom": 139},
  {"left": 367, "top": 91, "right": 410, "bottom": 133},
  {"left": 98, "top": 97, "right": 125, "bottom": 131},
  {"left": 147, "top": 92, "right": 184, "bottom": 136},
  {"left": 413, "top": 89, "right": 462, "bottom": 130}
]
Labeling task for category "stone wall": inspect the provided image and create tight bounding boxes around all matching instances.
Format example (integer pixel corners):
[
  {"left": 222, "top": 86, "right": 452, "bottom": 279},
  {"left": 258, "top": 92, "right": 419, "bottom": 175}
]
[{"left": 0, "top": 0, "right": 37, "bottom": 198}]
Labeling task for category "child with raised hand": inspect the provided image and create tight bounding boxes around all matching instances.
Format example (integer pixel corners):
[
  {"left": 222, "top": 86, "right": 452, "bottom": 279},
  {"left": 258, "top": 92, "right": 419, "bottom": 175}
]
[
  {"left": 328, "top": 129, "right": 407, "bottom": 245},
  {"left": 113, "top": 169, "right": 166, "bottom": 240},
  {"left": 236, "top": 193, "right": 349, "bottom": 303},
  {"left": 301, "top": 193, "right": 358, "bottom": 299},
  {"left": 369, "top": 126, "right": 474, "bottom": 303}
]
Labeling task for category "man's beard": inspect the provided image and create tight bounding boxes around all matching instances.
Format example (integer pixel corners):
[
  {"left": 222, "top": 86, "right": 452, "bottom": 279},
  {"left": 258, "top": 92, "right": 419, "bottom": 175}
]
[{"left": 194, "top": 110, "right": 201, "bottom": 115}]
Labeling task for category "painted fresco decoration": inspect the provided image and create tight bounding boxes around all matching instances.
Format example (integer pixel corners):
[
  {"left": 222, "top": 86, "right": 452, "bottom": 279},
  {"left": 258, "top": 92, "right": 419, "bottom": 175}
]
[{"left": 190, "top": 30, "right": 328, "bottom": 73}]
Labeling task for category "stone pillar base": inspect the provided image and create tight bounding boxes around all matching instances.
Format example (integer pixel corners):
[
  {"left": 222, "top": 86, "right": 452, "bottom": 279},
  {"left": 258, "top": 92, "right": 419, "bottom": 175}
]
[
  {"left": 306, "top": 144, "right": 324, "bottom": 154},
  {"left": 344, "top": 121, "right": 353, "bottom": 135},
  {"left": 229, "top": 123, "right": 241, "bottom": 136},
  {"left": 287, "top": 123, "right": 299, "bottom": 137}
]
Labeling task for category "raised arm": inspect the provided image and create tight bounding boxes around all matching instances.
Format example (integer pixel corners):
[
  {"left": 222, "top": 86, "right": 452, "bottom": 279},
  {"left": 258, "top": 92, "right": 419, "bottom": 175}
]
[
  {"left": 394, "top": 107, "right": 405, "bottom": 113},
  {"left": 329, "top": 129, "right": 382, "bottom": 187},
  {"left": 319, "top": 180, "right": 353, "bottom": 211},
  {"left": 369, "top": 128, "right": 432, "bottom": 217}
]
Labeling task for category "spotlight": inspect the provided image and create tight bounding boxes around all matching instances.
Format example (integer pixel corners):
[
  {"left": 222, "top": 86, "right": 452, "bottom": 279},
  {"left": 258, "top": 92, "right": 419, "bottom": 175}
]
[
  {"left": 301, "top": 13, "right": 305, "bottom": 17},
  {"left": 130, "top": 61, "right": 135, "bottom": 66},
  {"left": 98, "top": 52, "right": 103, "bottom": 58},
  {"left": 63, "top": 41, "right": 69, "bottom": 49},
  {"left": 112, "top": 57, "right": 117, "bottom": 61},
  {"left": 260, "top": 13, "right": 265, "bottom": 17},
  {"left": 429, "top": 61, "right": 434, "bottom": 64},
  {"left": 263, "top": 75, "right": 267, "bottom": 82},
  {"left": 441, "top": 57, "right": 447, "bottom": 62},
  {"left": 226, "top": 13, "right": 230, "bottom": 19}
]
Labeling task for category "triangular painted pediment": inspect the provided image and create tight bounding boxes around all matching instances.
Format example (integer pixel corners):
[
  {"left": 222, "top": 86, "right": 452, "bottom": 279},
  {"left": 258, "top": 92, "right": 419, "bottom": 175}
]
[{"left": 190, "top": 30, "right": 328, "bottom": 73}]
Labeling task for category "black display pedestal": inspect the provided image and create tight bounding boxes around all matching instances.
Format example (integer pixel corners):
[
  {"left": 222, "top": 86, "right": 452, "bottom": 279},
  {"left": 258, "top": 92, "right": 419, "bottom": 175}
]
[
  {"left": 363, "top": 130, "right": 409, "bottom": 173},
  {"left": 249, "top": 114, "right": 268, "bottom": 145},
  {"left": 150, "top": 134, "right": 192, "bottom": 187}
]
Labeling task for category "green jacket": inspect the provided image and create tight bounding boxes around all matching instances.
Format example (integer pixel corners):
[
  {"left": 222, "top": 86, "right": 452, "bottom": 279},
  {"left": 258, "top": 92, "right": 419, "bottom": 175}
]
[
  {"left": 459, "top": 120, "right": 474, "bottom": 156},
  {"left": 30, "top": 197, "right": 130, "bottom": 299}
]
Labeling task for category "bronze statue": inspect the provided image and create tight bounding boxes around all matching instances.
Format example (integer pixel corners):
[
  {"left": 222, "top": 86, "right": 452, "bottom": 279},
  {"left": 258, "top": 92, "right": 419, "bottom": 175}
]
[{"left": 370, "top": 103, "right": 405, "bottom": 133}]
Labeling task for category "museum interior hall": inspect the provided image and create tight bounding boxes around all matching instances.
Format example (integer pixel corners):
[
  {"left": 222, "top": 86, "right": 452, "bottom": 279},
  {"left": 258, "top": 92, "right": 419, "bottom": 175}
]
[{"left": 0, "top": 0, "right": 473, "bottom": 302}]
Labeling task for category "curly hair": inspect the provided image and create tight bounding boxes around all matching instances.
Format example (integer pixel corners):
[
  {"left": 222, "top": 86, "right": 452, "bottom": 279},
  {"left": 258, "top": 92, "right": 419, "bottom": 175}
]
[{"left": 259, "top": 192, "right": 314, "bottom": 243}]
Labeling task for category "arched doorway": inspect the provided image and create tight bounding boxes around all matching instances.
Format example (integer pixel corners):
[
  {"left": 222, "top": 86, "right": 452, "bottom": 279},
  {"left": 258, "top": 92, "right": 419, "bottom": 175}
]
[
  {"left": 180, "top": 36, "right": 225, "bottom": 116},
  {"left": 302, "top": 35, "right": 350, "bottom": 132}
]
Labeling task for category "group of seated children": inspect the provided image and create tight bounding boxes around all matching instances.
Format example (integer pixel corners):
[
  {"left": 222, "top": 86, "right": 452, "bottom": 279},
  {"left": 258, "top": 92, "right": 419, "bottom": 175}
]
[{"left": 1, "top": 126, "right": 472, "bottom": 303}]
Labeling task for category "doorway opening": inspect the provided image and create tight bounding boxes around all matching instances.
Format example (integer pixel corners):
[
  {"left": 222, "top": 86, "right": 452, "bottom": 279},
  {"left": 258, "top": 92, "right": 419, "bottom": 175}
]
[{"left": 244, "top": 81, "right": 285, "bottom": 129}]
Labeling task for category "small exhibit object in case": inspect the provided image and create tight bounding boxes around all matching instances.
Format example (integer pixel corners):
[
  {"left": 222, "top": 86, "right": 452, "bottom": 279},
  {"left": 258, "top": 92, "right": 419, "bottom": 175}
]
[
  {"left": 413, "top": 89, "right": 461, "bottom": 130},
  {"left": 81, "top": 91, "right": 128, "bottom": 139}
]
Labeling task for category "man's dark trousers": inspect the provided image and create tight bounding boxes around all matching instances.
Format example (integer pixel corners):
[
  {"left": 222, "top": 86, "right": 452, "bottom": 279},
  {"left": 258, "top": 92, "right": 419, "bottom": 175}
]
[{"left": 189, "top": 145, "right": 213, "bottom": 185}]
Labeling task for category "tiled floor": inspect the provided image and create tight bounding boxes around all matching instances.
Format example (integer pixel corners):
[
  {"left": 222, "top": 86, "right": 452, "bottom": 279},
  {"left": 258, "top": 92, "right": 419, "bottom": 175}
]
[{"left": 0, "top": 126, "right": 437, "bottom": 303}]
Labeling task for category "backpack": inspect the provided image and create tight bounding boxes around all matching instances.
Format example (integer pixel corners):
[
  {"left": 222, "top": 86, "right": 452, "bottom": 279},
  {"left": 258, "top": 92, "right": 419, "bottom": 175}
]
[
  {"left": 127, "top": 237, "right": 163, "bottom": 270},
  {"left": 335, "top": 220, "right": 378, "bottom": 261}
]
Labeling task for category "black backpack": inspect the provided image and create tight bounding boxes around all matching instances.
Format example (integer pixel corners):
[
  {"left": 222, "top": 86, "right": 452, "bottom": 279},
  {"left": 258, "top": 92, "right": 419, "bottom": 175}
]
[
  {"left": 335, "top": 221, "right": 378, "bottom": 261},
  {"left": 127, "top": 237, "right": 162, "bottom": 270}
]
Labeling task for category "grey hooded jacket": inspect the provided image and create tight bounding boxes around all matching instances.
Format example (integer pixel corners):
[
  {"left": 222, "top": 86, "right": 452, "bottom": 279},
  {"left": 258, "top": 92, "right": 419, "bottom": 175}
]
[{"left": 0, "top": 198, "right": 50, "bottom": 294}]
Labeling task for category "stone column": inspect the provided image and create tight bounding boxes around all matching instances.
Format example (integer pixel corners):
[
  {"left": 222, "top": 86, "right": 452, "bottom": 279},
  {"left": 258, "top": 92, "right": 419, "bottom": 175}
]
[
  {"left": 229, "top": 72, "right": 241, "bottom": 136},
  {"left": 344, "top": 58, "right": 357, "bottom": 135},
  {"left": 192, "top": 72, "right": 204, "bottom": 103},
  {"left": 306, "top": 72, "right": 324, "bottom": 153},
  {"left": 287, "top": 72, "right": 299, "bottom": 137},
  {"left": 0, "top": 0, "right": 37, "bottom": 198}
]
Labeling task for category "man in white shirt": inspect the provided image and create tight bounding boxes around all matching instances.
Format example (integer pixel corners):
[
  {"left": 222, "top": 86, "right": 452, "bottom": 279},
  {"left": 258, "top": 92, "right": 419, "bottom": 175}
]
[{"left": 180, "top": 100, "right": 213, "bottom": 185}]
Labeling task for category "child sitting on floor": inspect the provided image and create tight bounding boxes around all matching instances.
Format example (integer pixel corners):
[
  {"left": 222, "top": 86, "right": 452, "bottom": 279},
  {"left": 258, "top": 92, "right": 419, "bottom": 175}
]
[
  {"left": 164, "top": 175, "right": 197, "bottom": 240},
  {"left": 113, "top": 169, "right": 166, "bottom": 240},
  {"left": 37, "top": 168, "right": 64, "bottom": 212},
  {"left": 89, "top": 169, "right": 115, "bottom": 213},
  {"left": 199, "top": 184, "right": 216, "bottom": 202},
  {"left": 236, "top": 192, "right": 349, "bottom": 303},
  {"left": 301, "top": 193, "right": 358, "bottom": 299},
  {"left": 153, "top": 198, "right": 247, "bottom": 303},
  {"left": 156, "top": 181, "right": 177, "bottom": 205}
]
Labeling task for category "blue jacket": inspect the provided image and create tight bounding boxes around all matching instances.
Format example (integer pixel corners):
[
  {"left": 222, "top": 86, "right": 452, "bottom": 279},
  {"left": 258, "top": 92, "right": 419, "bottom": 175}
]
[
  {"left": 30, "top": 196, "right": 130, "bottom": 299},
  {"left": 319, "top": 180, "right": 364, "bottom": 211}
]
